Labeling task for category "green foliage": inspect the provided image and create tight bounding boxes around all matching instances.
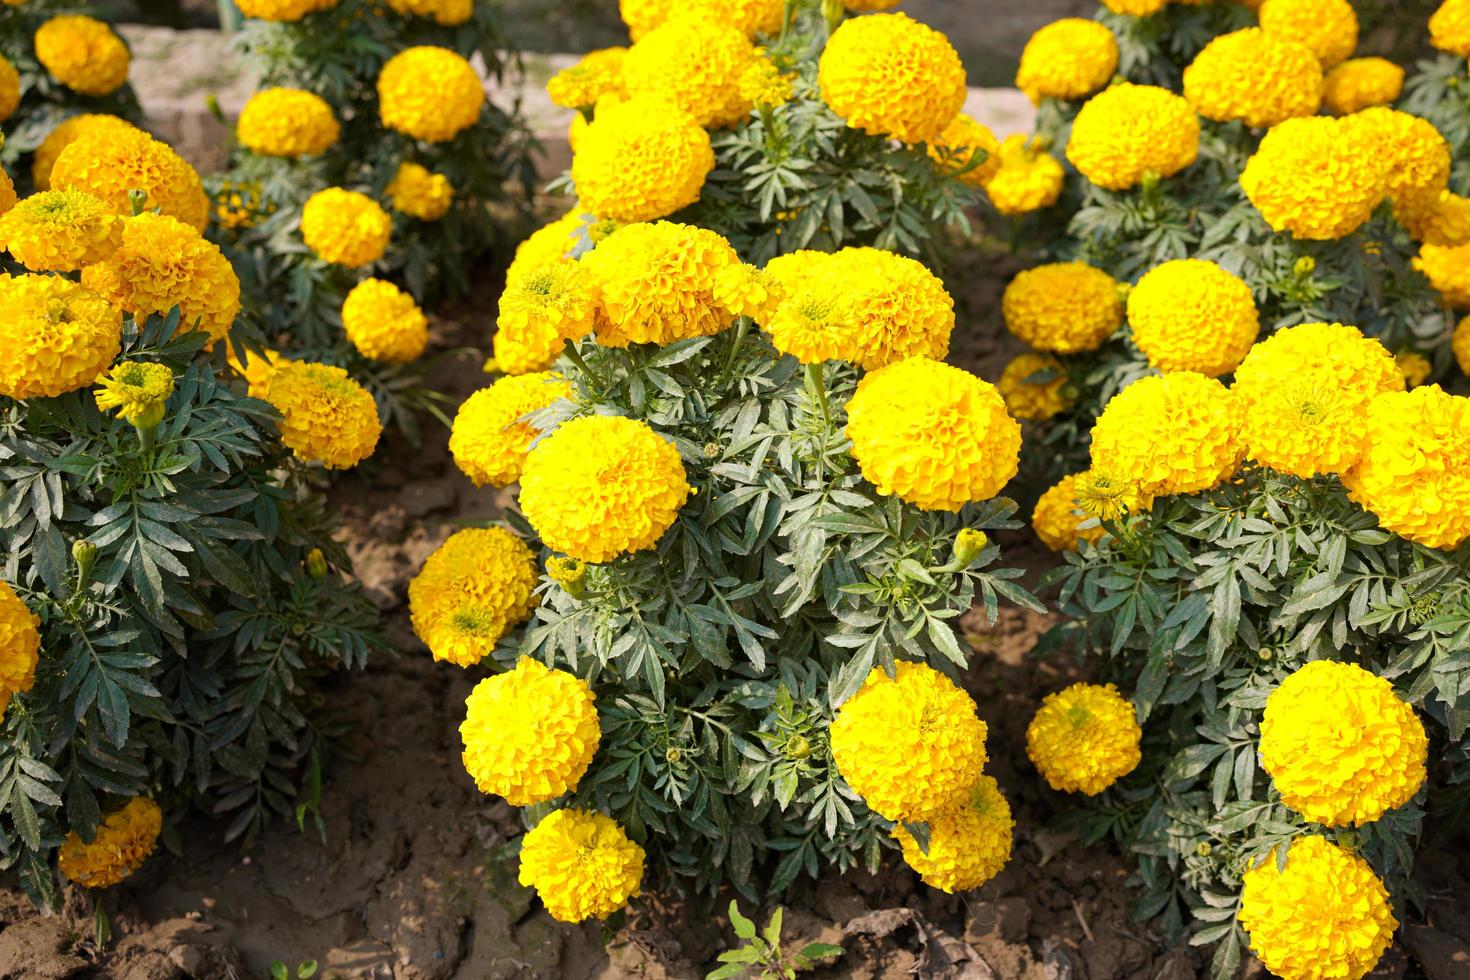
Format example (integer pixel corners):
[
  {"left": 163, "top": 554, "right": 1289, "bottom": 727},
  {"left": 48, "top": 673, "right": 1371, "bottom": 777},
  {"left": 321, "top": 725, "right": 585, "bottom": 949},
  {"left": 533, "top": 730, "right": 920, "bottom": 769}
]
[
  {"left": 269, "top": 959, "right": 319, "bottom": 980},
  {"left": 0, "top": 313, "right": 384, "bottom": 911},
  {"left": 708, "top": 901, "right": 843, "bottom": 979}
]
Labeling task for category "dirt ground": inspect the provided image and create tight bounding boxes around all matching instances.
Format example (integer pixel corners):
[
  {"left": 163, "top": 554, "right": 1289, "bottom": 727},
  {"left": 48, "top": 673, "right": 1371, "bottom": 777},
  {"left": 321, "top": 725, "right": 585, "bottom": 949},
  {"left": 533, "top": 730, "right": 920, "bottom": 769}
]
[{"left": 2, "top": 242, "right": 1469, "bottom": 980}]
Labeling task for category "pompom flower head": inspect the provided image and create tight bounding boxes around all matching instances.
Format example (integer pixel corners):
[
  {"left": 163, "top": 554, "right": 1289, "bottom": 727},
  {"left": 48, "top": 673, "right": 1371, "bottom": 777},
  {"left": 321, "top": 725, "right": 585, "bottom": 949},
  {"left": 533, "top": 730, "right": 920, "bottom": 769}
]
[
  {"left": 1431, "top": 0, "right": 1470, "bottom": 57},
  {"left": 622, "top": 13, "right": 756, "bottom": 128},
  {"left": 0, "top": 53, "right": 18, "bottom": 124},
  {"left": 1032, "top": 473, "right": 1101, "bottom": 552},
  {"left": 546, "top": 47, "right": 626, "bottom": 109},
  {"left": 570, "top": 95, "right": 714, "bottom": 223},
  {"left": 387, "top": 162, "right": 453, "bottom": 221},
  {"left": 818, "top": 12, "right": 967, "bottom": 144},
  {"left": 892, "top": 776, "right": 1014, "bottom": 894},
  {"left": 378, "top": 46, "right": 484, "bottom": 143},
  {"left": 845, "top": 357, "right": 1021, "bottom": 512},
  {"left": 1003, "top": 262, "right": 1122, "bottom": 354},
  {"left": 519, "top": 415, "right": 691, "bottom": 564},
  {"left": 0, "top": 190, "right": 121, "bottom": 272},
  {"left": 1238, "top": 837, "right": 1396, "bottom": 980},
  {"left": 235, "top": 0, "right": 336, "bottom": 20},
  {"left": 449, "top": 372, "right": 571, "bottom": 488},
  {"left": 460, "top": 657, "right": 599, "bottom": 806},
  {"left": 986, "top": 135, "right": 1064, "bottom": 215},
  {"left": 1067, "top": 83, "right": 1199, "bottom": 192},
  {"left": 926, "top": 114, "right": 1001, "bottom": 188},
  {"left": 493, "top": 261, "right": 598, "bottom": 375},
  {"left": 94, "top": 360, "right": 174, "bottom": 427},
  {"left": 35, "top": 15, "right": 130, "bottom": 97},
  {"left": 1026, "top": 683, "right": 1141, "bottom": 795},
  {"left": 829, "top": 662, "right": 989, "bottom": 822},
  {"left": 1260, "top": 661, "right": 1427, "bottom": 827},
  {"left": 341, "top": 278, "right": 427, "bottom": 363},
  {"left": 1183, "top": 28, "right": 1324, "bottom": 128},
  {"left": 261, "top": 361, "right": 382, "bottom": 470},
  {"left": 58, "top": 798, "right": 163, "bottom": 888},
  {"left": 408, "top": 528, "right": 538, "bottom": 667},
  {"left": 1126, "top": 259, "right": 1259, "bottom": 377},
  {"left": 301, "top": 188, "right": 391, "bottom": 268},
  {"left": 518, "top": 809, "right": 644, "bottom": 923},
  {"left": 1415, "top": 243, "right": 1470, "bottom": 309},
  {"left": 1240, "top": 116, "right": 1386, "bottom": 241},
  {"left": 32, "top": 114, "right": 139, "bottom": 192},
  {"left": 236, "top": 88, "right": 340, "bottom": 157},
  {"left": 1257, "top": 0, "right": 1358, "bottom": 69},
  {"left": 1323, "top": 58, "right": 1404, "bottom": 115},
  {"left": 51, "top": 125, "right": 209, "bottom": 232},
  {"left": 998, "top": 352, "right": 1071, "bottom": 421},
  {"left": 0, "top": 581, "right": 40, "bottom": 717},
  {"left": 0, "top": 274, "right": 122, "bottom": 400},
  {"left": 1090, "top": 373, "right": 1243, "bottom": 497},
  {"left": 1016, "top": 19, "right": 1117, "bottom": 105},
  {"left": 1346, "top": 108, "right": 1451, "bottom": 205}
]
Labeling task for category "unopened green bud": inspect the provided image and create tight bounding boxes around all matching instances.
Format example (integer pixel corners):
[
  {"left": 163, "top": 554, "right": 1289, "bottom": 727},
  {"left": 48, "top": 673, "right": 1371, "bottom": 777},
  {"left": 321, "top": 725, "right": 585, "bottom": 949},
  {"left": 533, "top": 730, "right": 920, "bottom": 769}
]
[
  {"left": 1257, "top": 647, "right": 1274, "bottom": 662},
  {"left": 784, "top": 735, "right": 811, "bottom": 760},
  {"left": 1195, "top": 842, "right": 1212, "bottom": 858},
  {"left": 665, "top": 747, "right": 683, "bottom": 764},
  {"left": 953, "top": 529, "right": 989, "bottom": 568},
  {"left": 72, "top": 539, "right": 98, "bottom": 588},
  {"left": 821, "top": 0, "right": 844, "bottom": 29},
  {"left": 127, "top": 188, "right": 150, "bottom": 217},
  {"left": 305, "top": 547, "right": 328, "bottom": 580},
  {"left": 703, "top": 442, "right": 721, "bottom": 460}
]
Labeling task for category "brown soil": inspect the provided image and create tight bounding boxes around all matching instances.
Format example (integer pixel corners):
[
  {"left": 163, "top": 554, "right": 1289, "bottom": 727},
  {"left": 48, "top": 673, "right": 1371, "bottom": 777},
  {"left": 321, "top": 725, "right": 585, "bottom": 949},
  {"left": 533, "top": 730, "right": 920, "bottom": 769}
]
[{"left": 2, "top": 256, "right": 1468, "bottom": 980}]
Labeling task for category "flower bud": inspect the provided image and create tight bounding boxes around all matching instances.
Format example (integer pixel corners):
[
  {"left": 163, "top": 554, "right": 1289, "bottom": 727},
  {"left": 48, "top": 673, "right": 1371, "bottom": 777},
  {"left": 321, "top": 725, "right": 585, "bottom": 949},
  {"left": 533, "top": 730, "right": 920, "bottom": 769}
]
[
  {"left": 305, "top": 547, "right": 328, "bottom": 580},
  {"left": 546, "top": 555, "right": 587, "bottom": 598},
  {"left": 953, "top": 529, "right": 989, "bottom": 568},
  {"left": 784, "top": 735, "right": 812, "bottom": 760},
  {"left": 1293, "top": 256, "right": 1316, "bottom": 278}
]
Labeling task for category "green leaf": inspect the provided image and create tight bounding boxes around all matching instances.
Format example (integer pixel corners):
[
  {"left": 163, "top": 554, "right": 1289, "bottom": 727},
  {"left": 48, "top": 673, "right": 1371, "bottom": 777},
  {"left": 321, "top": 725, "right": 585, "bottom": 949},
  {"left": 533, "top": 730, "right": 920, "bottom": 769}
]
[{"left": 729, "top": 900, "right": 756, "bottom": 940}]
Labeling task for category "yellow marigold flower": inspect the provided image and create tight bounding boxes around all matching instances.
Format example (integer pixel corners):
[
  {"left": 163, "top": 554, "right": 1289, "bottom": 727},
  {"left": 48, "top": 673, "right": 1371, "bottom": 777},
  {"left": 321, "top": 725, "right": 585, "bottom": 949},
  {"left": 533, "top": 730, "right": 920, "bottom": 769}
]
[
  {"left": 623, "top": 13, "right": 756, "bottom": 128},
  {"left": 385, "top": 0, "right": 471, "bottom": 26},
  {"left": 378, "top": 46, "right": 484, "bottom": 143},
  {"left": 50, "top": 125, "right": 209, "bottom": 232},
  {"left": 460, "top": 657, "right": 599, "bottom": 805},
  {"left": 547, "top": 47, "right": 626, "bottom": 110},
  {"left": 1074, "top": 468, "right": 1151, "bottom": 522},
  {"left": 32, "top": 114, "right": 138, "bottom": 191},
  {"left": 518, "top": 809, "right": 644, "bottom": 923},
  {"left": 1091, "top": 373, "right": 1243, "bottom": 497},
  {"left": 0, "top": 190, "right": 121, "bottom": 272},
  {"left": 926, "top": 113, "right": 1001, "bottom": 188},
  {"left": 520, "top": 415, "right": 691, "bottom": 563},
  {"left": 506, "top": 207, "right": 592, "bottom": 283},
  {"left": 845, "top": 357, "right": 1020, "bottom": 511},
  {"left": 81, "top": 212, "right": 240, "bottom": 346},
  {"left": 1127, "top": 259, "right": 1259, "bottom": 377},
  {"left": 1183, "top": 29, "right": 1324, "bottom": 128},
  {"left": 300, "top": 188, "right": 391, "bottom": 269},
  {"left": 713, "top": 262, "right": 783, "bottom": 322},
  {"left": 985, "top": 134, "right": 1064, "bottom": 215},
  {"left": 1015, "top": 19, "right": 1118, "bottom": 105},
  {"left": 1396, "top": 189, "right": 1470, "bottom": 248},
  {"left": 261, "top": 360, "right": 381, "bottom": 470},
  {"left": 0, "top": 53, "right": 19, "bottom": 124},
  {"left": 1026, "top": 682, "right": 1141, "bottom": 795},
  {"left": 1239, "top": 837, "right": 1396, "bottom": 980},
  {"left": 818, "top": 12, "right": 967, "bottom": 145},
  {"left": 235, "top": 0, "right": 336, "bottom": 21},
  {"left": 493, "top": 261, "right": 598, "bottom": 374},
  {"left": 1101, "top": 0, "right": 1168, "bottom": 12},
  {"left": 0, "top": 581, "right": 40, "bottom": 718},
  {"left": 998, "top": 352, "right": 1071, "bottom": 421},
  {"left": 94, "top": 360, "right": 173, "bottom": 427},
  {"left": 340, "top": 278, "right": 427, "bottom": 363},
  {"left": 738, "top": 56, "right": 795, "bottom": 110},
  {"left": 1067, "top": 83, "right": 1199, "bottom": 192},
  {"left": 571, "top": 95, "right": 714, "bottom": 223},
  {"left": 449, "top": 372, "right": 571, "bottom": 488},
  {"left": 829, "top": 662, "right": 988, "bottom": 822},
  {"left": 1323, "top": 57, "right": 1404, "bottom": 115},
  {"left": 236, "top": 88, "right": 339, "bottom": 158},
  {"left": 620, "top": 0, "right": 785, "bottom": 39},
  {"left": 1232, "top": 322, "right": 1403, "bottom": 478},
  {"left": 228, "top": 346, "right": 282, "bottom": 398},
  {"left": 1032, "top": 472, "right": 1101, "bottom": 552},
  {"left": 1240, "top": 116, "right": 1386, "bottom": 240},
  {"left": 580, "top": 221, "right": 741, "bottom": 347},
  {"left": 1397, "top": 351, "right": 1432, "bottom": 389},
  {"left": 1431, "top": 0, "right": 1470, "bottom": 56},
  {"left": 386, "top": 161, "right": 452, "bottom": 221},
  {"left": 1257, "top": 0, "right": 1358, "bottom": 69},
  {"left": 1003, "top": 262, "right": 1122, "bottom": 354},
  {"left": 57, "top": 798, "right": 162, "bottom": 888},
  {"left": 546, "top": 555, "right": 586, "bottom": 592},
  {"left": 0, "top": 275, "right": 121, "bottom": 400},
  {"left": 408, "top": 528, "right": 538, "bottom": 666},
  {"left": 35, "top": 15, "right": 129, "bottom": 97},
  {"left": 1455, "top": 316, "right": 1470, "bottom": 374},
  {"left": 1414, "top": 242, "right": 1470, "bottom": 309},
  {"left": 1343, "top": 385, "right": 1470, "bottom": 549},
  {"left": 1345, "top": 108, "right": 1451, "bottom": 205},
  {"left": 619, "top": 0, "right": 671, "bottom": 40},
  {"left": 892, "top": 776, "right": 1014, "bottom": 894},
  {"left": 1260, "top": 661, "right": 1427, "bottom": 827}
]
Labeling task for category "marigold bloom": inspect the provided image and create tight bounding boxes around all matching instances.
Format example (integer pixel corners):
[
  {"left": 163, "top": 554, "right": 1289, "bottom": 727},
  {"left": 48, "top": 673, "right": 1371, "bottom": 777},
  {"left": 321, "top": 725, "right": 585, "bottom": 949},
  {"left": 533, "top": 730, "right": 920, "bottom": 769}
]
[
  {"left": 340, "top": 279, "right": 427, "bottom": 363},
  {"left": 547, "top": 47, "right": 627, "bottom": 109},
  {"left": 300, "top": 188, "right": 391, "bottom": 268},
  {"left": 0, "top": 275, "right": 122, "bottom": 400},
  {"left": 460, "top": 658, "right": 599, "bottom": 805},
  {"left": 1431, "top": 0, "right": 1470, "bottom": 56},
  {"left": 1240, "top": 116, "right": 1386, "bottom": 240},
  {"left": 493, "top": 261, "right": 599, "bottom": 375},
  {"left": 818, "top": 12, "right": 967, "bottom": 144},
  {"left": 833, "top": 249, "right": 956, "bottom": 369},
  {"left": 378, "top": 47, "right": 484, "bottom": 143},
  {"left": 1003, "top": 263, "right": 1122, "bottom": 354},
  {"left": 1322, "top": 58, "right": 1404, "bottom": 115},
  {"left": 985, "top": 135, "right": 1064, "bottom": 215},
  {"left": 520, "top": 415, "right": 691, "bottom": 564},
  {"left": 1397, "top": 352, "right": 1432, "bottom": 389},
  {"left": 620, "top": 0, "right": 785, "bottom": 39},
  {"left": 570, "top": 95, "right": 714, "bottom": 223},
  {"left": 386, "top": 162, "right": 453, "bottom": 221},
  {"left": 580, "top": 221, "right": 741, "bottom": 347},
  {"left": 846, "top": 357, "right": 1020, "bottom": 512},
  {"left": 1067, "top": 83, "right": 1199, "bottom": 192},
  {"left": 738, "top": 57, "right": 794, "bottom": 109},
  {"left": 449, "top": 372, "right": 571, "bottom": 488},
  {"left": 713, "top": 263, "right": 783, "bottom": 322},
  {"left": 1026, "top": 683, "right": 1141, "bottom": 795},
  {"left": 1343, "top": 385, "right": 1470, "bottom": 549},
  {"left": 518, "top": 810, "right": 644, "bottom": 923},
  {"left": 1032, "top": 473, "right": 1101, "bottom": 552},
  {"left": 261, "top": 361, "right": 382, "bottom": 470},
  {"left": 506, "top": 207, "right": 596, "bottom": 283},
  {"left": 998, "top": 352, "right": 1071, "bottom": 421},
  {"left": 1415, "top": 242, "right": 1470, "bottom": 309},
  {"left": 1257, "top": 0, "right": 1358, "bottom": 69},
  {"left": 1127, "top": 260, "right": 1259, "bottom": 377},
  {"left": 623, "top": 13, "right": 756, "bottom": 128},
  {"left": 51, "top": 125, "right": 210, "bottom": 232},
  {"left": 236, "top": 88, "right": 339, "bottom": 158},
  {"left": 1015, "top": 19, "right": 1118, "bottom": 105},
  {"left": 1183, "top": 28, "right": 1324, "bottom": 128},
  {"left": 235, "top": 0, "right": 336, "bottom": 20},
  {"left": 1454, "top": 316, "right": 1470, "bottom": 375},
  {"left": 1396, "top": 189, "right": 1470, "bottom": 248},
  {"left": 829, "top": 662, "right": 988, "bottom": 822},
  {"left": 58, "top": 798, "right": 162, "bottom": 888},
  {"left": 0, "top": 54, "right": 19, "bottom": 124},
  {"left": 1090, "top": 373, "right": 1243, "bottom": 497},
  {"left": 228, "top": 346, "right": 282, "bottom": 398},
  {"left": 385, "top": 0, "right": 471, "bottom": 25},
  {"left": 35, "top": 15, "right": 130, "bottom": 97},
  {"left": 0, "top": 581, "right": 40, "bottom": 718},
  {"left": 1238, "top": 837, "right": 1396, "bottom": 980},
  {"left": 892, "top": 776, "right": 1014, "bottom": 893},
  {"left": 1345, "top": 108, "right": 1451, "bottom": 205},
  {"left": 94, "top": 360, "right": 174, "bottom": 427},
  {"left": 926, "top": 114, "right": 1002, "bottom": 188},
  {"left": 82, "top": 212, "right": 241, "bottom": 345},
  {"left": 33, "top": 114, "right": 139, "bottom": 191},
  {"left": 1232, "top": 322, "right": 1403, "bottom": 478},
  {"left": 0, "top": 190, "right": 121, "bottom": 272},
  {"left": 1100, "top": 0, "right": 1168, "bottom": 12},
  {"left": 408, "top": 528, "right": 538, "bottom": 666}
]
